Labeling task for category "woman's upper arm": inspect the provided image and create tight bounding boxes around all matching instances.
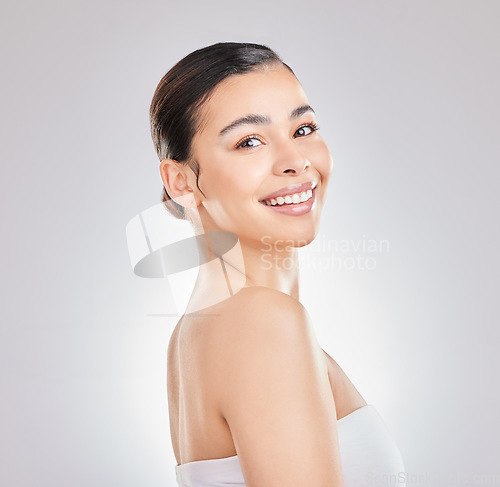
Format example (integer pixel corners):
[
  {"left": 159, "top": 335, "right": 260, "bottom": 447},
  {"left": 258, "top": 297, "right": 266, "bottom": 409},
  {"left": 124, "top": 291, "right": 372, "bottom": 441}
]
[{"left": 215, "top": 288, "right": 345, "bottom": 487}]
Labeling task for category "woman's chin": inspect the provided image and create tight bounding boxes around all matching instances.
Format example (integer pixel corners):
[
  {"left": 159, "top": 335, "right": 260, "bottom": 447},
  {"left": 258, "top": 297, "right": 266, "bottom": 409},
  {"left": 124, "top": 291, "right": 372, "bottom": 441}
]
[
  {"left": 256, "top": 230, "right": 317, "bottom": 250},
  {"left": 272, "top": 218, "right": 320, "bottom": 246}
]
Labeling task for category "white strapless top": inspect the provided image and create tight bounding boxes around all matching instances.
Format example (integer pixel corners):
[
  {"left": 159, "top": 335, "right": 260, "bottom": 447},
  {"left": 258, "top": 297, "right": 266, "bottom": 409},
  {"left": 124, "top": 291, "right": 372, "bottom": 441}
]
[{"left": 175, "top": 404, "right": 407, "bottom": 486}]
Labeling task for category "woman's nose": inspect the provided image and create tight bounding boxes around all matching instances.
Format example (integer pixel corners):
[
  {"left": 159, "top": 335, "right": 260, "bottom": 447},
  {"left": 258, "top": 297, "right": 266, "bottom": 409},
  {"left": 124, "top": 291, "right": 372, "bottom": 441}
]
[{"left": 272, "top": 139, "right": 311, "bottom": 175}]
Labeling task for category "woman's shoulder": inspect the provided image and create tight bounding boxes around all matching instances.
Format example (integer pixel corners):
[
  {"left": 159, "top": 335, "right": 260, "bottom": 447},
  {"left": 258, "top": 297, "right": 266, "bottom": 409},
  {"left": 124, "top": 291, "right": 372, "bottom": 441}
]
[
  {"left": 204, "top": 286, "right": 318, "bottom": 369},
  {"left": 213, "top": 285, "right": 309, "bottom": 332},
  {"left": 175, "top": 285, "right": 314, "bottom": 370},
  {"left": 225, "top": 284, "right": 305, "bottom": 312}
]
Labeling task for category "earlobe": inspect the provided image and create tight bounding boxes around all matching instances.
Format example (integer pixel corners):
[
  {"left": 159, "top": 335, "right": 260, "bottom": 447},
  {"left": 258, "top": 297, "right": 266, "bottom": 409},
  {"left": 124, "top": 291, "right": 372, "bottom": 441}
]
[{"left": 159, "top": 158, "right": 197, "bottom": 208}]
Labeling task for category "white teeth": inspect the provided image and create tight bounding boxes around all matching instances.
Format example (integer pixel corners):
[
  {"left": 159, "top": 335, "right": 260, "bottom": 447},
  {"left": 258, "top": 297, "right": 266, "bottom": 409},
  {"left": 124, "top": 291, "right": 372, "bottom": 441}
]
[{"left": 262, "top": 188, "right": 314, "bottom": 206}]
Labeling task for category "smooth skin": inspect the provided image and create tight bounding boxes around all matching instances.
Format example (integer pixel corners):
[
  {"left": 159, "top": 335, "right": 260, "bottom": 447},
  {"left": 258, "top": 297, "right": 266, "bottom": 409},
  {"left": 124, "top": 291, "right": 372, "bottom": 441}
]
[{"left": 162, "top": 64, "right": 366, "bottom": 486}]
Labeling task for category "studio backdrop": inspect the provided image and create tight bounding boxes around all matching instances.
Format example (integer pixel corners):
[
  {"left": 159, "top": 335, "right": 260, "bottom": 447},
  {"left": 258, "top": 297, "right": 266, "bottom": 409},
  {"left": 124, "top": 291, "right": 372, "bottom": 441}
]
[{"left": 1, "top": 1, "right": 498, "bottom": 486}]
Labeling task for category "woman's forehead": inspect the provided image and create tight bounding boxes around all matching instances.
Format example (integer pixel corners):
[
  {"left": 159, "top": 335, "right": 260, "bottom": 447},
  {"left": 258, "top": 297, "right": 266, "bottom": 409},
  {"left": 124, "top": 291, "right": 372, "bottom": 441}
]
[{"left": 196, "top": 65, "right": 309, "bottom": 134}]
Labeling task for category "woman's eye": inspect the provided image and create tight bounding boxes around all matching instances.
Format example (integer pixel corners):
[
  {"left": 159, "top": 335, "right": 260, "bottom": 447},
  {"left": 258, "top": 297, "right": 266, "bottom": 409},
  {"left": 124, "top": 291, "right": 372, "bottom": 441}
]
[
  {"left": 235, "top": 136, "right": 263, "bottom": 149},
  {"left": 294, "top": 124, "right": 318, "bottom": 137}
]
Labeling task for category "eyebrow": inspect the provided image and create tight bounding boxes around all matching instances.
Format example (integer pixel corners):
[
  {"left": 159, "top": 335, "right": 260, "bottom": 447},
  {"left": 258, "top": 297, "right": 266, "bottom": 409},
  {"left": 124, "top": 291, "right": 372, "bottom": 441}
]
[{"left": 218, "top": 104, "right": 315, "bottom": 137}]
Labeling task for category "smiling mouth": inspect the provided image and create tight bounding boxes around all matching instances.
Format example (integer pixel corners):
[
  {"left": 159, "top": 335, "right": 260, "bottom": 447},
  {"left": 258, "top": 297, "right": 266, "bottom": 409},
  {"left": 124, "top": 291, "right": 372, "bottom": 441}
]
[
  {"left": 258, "top": 186, "right": 317, "bottom": 216},
  {"left": 259, "top": 180, "right": 317, "bottom": 205},
  {"left": 260, "top": 188, "right": 313, "bottom": 206}
]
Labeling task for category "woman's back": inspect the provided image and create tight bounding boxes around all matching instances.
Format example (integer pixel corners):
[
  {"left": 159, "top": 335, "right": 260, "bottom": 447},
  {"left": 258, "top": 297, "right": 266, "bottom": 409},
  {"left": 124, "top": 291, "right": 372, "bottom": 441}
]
[
  {"left": 167, "top": 286, "right": 368, "bottom": 485},
  {"left": 167, "top": 289, "right": 250, "bottom": 466}
]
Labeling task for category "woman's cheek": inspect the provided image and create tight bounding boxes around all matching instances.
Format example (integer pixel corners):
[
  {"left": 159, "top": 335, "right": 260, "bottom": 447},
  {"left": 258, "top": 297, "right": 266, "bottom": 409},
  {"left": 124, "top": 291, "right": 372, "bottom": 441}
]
[{"left": 311, "top": 141, "right": 334, "bottom": 178}]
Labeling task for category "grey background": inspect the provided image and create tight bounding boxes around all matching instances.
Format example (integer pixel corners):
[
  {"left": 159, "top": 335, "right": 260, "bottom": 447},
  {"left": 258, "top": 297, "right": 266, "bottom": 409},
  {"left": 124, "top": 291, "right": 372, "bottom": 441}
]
[{"left": 1, "top": 0, "right": 498, "bottom": 486}]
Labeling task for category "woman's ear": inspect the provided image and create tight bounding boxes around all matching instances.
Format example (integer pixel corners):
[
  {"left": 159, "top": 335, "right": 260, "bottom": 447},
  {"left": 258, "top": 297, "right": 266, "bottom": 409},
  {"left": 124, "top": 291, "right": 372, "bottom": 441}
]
[{"left": 159, "top": 159, "right": 198, "bottom": 208}]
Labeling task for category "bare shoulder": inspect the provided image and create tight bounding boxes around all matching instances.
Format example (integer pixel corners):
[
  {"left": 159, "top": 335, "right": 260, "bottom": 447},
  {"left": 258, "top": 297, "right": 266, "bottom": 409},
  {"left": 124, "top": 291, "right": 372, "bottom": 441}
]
[
  {"left": 211, "top": 286, "right": 321, "bottom": 368},
  {"left": 217, "top": 285, "right": 311, "bottom": 330},
  {"left": 211, "top": 286, "right": 344, "bottom": 486},
  {"left": 224, "top": 284, "right": 303, "bottom": 309}
]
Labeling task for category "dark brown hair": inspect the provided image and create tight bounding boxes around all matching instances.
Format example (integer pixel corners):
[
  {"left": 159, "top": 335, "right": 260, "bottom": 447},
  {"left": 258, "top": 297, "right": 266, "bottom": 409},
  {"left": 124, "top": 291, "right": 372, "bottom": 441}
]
[{"left": 150, "top": 42, "right": 293, "bottom": 219}]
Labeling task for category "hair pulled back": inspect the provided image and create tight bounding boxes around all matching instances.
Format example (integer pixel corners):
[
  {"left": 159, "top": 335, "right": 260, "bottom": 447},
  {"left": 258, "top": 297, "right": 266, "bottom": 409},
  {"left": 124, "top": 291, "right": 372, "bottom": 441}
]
[{"left": 150, "top": 42, "right": 293, "bottom": 219}]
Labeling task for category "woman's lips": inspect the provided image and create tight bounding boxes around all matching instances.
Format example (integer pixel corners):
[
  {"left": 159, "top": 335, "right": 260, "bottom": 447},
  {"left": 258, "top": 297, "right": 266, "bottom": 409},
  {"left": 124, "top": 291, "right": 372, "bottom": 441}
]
[
  {"left": 259, "top": 187, "right": 316, "bottom": 216},
  {"left": 259, "top": 180, "right": 317, "bottom": 202}
]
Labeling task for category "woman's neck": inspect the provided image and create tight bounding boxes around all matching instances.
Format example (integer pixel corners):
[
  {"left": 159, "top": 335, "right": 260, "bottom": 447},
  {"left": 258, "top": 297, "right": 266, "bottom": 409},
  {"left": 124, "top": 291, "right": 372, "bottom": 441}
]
[{"left": 184, "top": 232, "right": 300, "bottom": 314}]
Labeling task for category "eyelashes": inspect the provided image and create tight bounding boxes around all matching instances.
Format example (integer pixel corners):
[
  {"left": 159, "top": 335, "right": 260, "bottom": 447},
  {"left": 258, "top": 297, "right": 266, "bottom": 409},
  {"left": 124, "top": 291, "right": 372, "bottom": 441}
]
[
  {"left": 234, "top": 121, "right": 320, "bottom": 150},
  {"left": 294, "top": 121, "right": 320, "bottom": 138}
]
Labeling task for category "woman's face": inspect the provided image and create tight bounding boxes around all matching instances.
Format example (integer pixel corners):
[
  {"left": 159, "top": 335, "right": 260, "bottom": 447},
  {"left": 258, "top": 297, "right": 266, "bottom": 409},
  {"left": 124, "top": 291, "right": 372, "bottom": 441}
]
[{"left": 189, "top": 63, "right": 333, "bottom": 249}]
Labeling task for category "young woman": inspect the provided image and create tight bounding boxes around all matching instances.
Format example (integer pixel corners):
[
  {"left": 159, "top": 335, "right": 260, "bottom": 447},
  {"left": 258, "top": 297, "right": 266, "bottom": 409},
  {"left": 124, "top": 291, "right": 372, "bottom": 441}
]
[{"left": 150, "top": 42, "right": 406, "bottom": 487}]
